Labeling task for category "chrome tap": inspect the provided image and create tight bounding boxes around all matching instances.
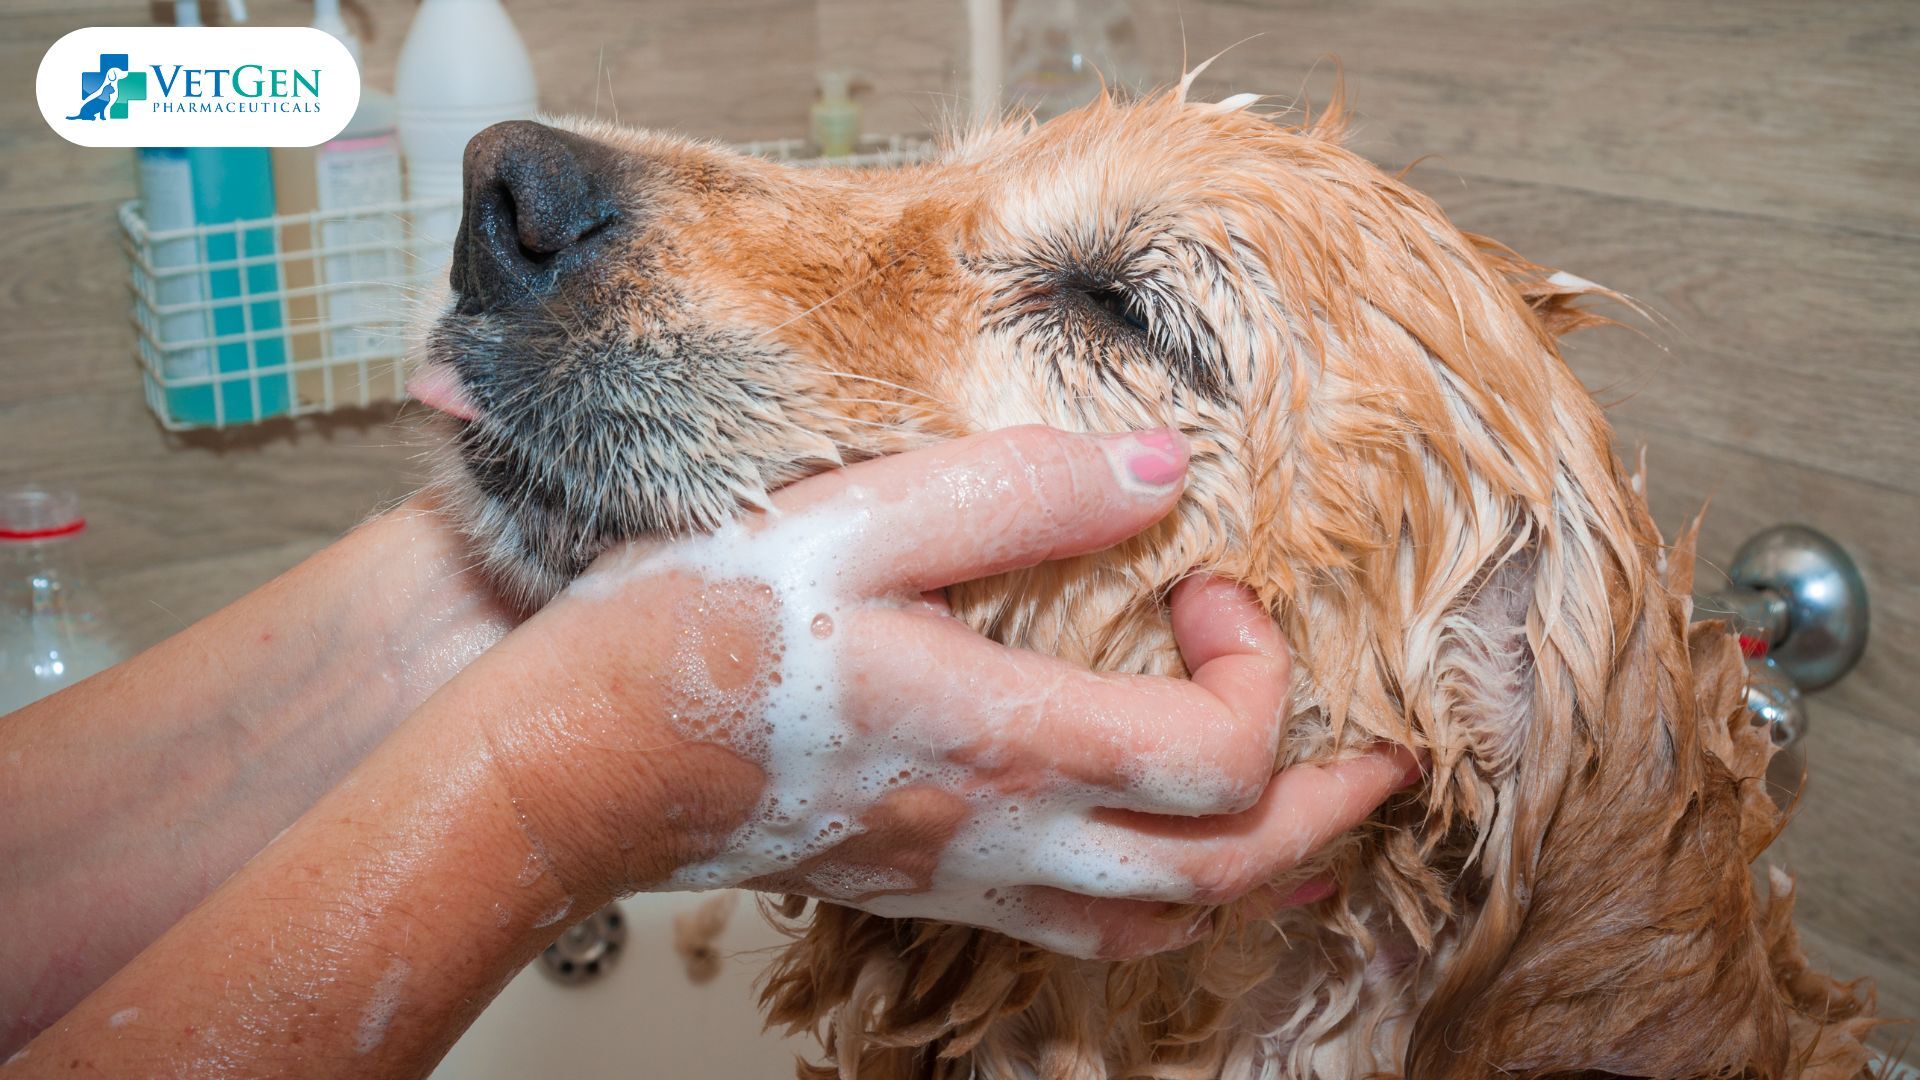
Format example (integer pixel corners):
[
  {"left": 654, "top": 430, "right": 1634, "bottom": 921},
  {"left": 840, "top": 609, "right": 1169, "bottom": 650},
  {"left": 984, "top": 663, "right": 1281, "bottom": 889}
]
[{"left": 1693, "top": 526, "right": 1870, "bottom": 806}]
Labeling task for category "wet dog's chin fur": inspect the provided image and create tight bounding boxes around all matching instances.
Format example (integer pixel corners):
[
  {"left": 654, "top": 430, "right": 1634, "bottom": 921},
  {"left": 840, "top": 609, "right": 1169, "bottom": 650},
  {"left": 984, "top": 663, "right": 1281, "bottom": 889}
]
[
  {"left": 423, "top": 327, "right": 844, "bottom": 609},
  {"left": 420, "top": 86, "right": 1881, "bottom": 1077}
]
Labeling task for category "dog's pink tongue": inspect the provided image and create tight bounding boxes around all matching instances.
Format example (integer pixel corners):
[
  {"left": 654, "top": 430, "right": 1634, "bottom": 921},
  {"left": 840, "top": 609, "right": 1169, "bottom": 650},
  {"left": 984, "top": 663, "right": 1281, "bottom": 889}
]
[{"left": 406, "top": 365, "right": 480, "bottom": 421}]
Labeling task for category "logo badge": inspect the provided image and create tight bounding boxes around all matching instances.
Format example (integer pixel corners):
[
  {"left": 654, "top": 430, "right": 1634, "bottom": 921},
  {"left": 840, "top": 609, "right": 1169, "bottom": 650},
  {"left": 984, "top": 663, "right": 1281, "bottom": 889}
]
[
  {"left": 38, "top": 27, "right": 359, "bottom": 147},
  {"left": 67, "top": 54, "right": 146, "bottom": 121}
]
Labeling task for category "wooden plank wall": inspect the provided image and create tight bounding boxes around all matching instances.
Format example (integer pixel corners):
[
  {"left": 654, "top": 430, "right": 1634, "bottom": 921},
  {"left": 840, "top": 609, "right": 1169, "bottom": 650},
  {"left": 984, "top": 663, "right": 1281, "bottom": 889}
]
[{"left": 2, "top": 0, "right": 1913, "bottom": 1042}]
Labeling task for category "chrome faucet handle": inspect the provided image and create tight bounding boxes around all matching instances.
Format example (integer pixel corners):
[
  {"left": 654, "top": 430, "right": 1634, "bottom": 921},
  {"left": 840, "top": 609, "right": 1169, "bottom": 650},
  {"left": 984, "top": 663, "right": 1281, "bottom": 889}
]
[
  {"left": 1693, "top": 526, "right": 1868, "bottom": 808},
  {"left": 1693, "top": 525, "right": 1870, "bottom": 691},
  {"left": 1744, "top": 654, "right": 1809, "bottom": 807}
]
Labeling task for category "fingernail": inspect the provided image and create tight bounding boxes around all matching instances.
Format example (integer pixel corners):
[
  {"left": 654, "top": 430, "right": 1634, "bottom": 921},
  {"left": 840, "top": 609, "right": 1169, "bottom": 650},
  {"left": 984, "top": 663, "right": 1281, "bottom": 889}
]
[
  {"left": 1243, "top": 874, "right": 1338, "bottom": 916},
  {"left": 1276, "top": 875, "right": 1338, "bottom": 907},
  {"left": 1103, "top": 428, "right": 1189, "bottom": 494},
  {"left": 1398, "top": 751, "right": 1429, "bottom": 790}
]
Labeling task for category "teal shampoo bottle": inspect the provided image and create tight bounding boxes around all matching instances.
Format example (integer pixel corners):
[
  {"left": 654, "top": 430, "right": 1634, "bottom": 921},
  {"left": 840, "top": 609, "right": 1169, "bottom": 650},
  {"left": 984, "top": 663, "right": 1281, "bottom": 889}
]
[
  {"left": 134, "top": 0, "right": 290, "bottom": 427},
  {"left": 182, "top": 145, "right": 290, "bottom": 425}
]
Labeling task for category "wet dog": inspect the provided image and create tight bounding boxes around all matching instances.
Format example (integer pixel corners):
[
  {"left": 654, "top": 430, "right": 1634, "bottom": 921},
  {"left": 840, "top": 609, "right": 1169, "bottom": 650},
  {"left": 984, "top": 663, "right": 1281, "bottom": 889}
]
[{"left": 411, "top": 80, "right": 1880, "bottom": 1077}]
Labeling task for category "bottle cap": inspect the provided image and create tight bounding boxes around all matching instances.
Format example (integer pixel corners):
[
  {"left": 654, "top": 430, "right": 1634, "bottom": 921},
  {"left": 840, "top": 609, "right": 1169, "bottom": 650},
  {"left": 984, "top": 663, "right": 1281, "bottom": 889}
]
[
  {"left": 818, "top": 70, "right": 856, "bottom": 103},
  {"left": 0, "top": 489, "right": 86, "bottom": 542}
]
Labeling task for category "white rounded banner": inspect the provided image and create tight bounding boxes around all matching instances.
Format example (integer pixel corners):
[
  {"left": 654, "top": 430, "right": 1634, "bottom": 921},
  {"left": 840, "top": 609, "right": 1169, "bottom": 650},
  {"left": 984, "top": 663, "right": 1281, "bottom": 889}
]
[{"left": 38, "top": 26, "right": 360, "bottom": 147}]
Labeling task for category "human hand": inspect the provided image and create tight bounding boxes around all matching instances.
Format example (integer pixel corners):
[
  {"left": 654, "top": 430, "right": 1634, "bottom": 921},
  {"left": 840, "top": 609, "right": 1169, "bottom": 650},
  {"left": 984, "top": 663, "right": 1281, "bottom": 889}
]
[{"left": 483, "top": 426, "right": 1418, "bottom": 959}]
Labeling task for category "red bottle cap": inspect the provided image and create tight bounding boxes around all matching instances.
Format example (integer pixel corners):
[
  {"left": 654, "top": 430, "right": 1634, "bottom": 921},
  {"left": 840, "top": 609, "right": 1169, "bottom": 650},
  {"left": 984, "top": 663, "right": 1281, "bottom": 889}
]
[{"left": 0, "top": 490, "right": 87, "bottom": 542}]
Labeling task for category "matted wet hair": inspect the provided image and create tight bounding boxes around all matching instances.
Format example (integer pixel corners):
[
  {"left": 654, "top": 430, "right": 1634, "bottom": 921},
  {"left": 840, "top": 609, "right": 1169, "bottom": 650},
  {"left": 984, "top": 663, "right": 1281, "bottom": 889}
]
[{"left": 422, "top": 73, "right": 1884, "bottom": 1078}]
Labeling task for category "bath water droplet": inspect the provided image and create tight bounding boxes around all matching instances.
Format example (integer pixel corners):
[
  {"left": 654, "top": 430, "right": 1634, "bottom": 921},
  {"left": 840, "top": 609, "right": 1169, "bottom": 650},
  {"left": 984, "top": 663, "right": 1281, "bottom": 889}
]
[{"left": 810, "top": 613, "right": 834, "bottom": 639}]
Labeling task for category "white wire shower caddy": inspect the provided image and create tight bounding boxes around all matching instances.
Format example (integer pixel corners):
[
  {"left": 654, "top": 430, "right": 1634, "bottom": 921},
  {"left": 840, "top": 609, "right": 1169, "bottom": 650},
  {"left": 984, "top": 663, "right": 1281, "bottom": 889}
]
[{"left": 118, "top": 134, "right": 936, "bottom": 431}]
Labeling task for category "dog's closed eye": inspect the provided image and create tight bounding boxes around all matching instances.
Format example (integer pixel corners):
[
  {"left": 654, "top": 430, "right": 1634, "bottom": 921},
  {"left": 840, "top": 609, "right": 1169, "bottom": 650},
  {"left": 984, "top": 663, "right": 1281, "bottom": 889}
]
[{"left": 1070, "top": 281, "right": 1151, "bottom": 334}]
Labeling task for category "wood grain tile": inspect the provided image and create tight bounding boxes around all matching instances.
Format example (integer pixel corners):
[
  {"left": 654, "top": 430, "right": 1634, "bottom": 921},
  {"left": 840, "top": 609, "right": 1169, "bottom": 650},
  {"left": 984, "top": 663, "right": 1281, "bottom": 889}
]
[
  {"left": 350, "top": 0, "right": 818, "bottom": 142},
  {"left": 817, "top": 0, "right": 966, "bottom": 138},
  {"left": 1764, "top": 701, "right": 1920, "bottom": 1023},
  {"left": 0, "top": 9, "right": 143, "bottom": 215},
  {"left": 1404, "top": 172, "right": 1920, "bottom": 497},
  {"left": 2, "top": 399, "right": 420, "bottom": 579},
  {"left": 0, "top": 202, "right": 137, "bottom": 404},
  {"left": 1791, "top": 923, "right": 1920, "bottom": 1058},
  {"left": 1179, "top": 0, "right": 1920, "bottom": 238}
]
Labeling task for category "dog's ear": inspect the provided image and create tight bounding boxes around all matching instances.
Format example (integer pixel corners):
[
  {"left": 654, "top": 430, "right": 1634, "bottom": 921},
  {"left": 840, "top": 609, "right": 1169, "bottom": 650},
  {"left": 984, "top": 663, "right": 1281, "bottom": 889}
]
[
  {"left": 1405, "top": 517, "right": 1877, "bottom": 1077},
  {"left": 1467, "top": 234, "right": 1622, "bottom": 341}
]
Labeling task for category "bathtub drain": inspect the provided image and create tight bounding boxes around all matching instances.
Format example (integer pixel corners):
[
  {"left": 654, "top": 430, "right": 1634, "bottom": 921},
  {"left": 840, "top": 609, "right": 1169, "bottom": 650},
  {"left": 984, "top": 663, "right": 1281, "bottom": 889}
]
[{"left": 536, "top": 903, "right": 627, "bottom": 986}]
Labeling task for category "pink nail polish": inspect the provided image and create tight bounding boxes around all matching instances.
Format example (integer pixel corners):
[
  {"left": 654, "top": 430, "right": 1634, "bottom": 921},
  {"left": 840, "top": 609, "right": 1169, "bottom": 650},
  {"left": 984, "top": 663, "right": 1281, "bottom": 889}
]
[
  {"left": 1399, "top": 754, "right": 1428, "bottom": 789},
  {"left": 1277, "top": 876, "right": 1339, "bottom": 907},
  {"left": 1113, "top": 428, "right": 1187, "bottom": 491}
]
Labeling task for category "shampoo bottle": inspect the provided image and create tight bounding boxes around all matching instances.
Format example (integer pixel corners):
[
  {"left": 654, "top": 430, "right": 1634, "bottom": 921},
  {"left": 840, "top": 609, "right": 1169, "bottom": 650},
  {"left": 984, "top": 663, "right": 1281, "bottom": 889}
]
[
  {"left": 274, "top": 0, "right": 404, "bottom": 406},
  {"left": 136, "top": 0, "right": 290, "bottom": 425},
  {"left": 810, "top": 71, "right": 862, "bottom": 157},
  {"left": 395, "top": 0, "right": 538, "bottom": 265}
]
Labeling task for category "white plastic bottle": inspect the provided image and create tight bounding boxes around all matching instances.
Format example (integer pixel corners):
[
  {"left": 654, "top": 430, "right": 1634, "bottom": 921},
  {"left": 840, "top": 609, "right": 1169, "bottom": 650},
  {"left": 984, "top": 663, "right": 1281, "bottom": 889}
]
[
  {"left": 275, "top": 0, "right": 405, "bottom": 399},
  {"left": 395, "top": 0, "right": 539, "bottom": 264}
]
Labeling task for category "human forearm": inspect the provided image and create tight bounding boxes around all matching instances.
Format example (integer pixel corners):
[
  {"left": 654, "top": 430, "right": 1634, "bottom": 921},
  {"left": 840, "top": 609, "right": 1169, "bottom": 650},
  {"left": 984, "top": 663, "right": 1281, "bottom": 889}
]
[
  {"left": 7, "top": 650, "right": 584, "bottom": 1079},
  {"left": 0, "top": 496, "right": 518, "bottom": 1050},
  {"left": 7, "top": 591, "right": 691, "bottom": 1068}
]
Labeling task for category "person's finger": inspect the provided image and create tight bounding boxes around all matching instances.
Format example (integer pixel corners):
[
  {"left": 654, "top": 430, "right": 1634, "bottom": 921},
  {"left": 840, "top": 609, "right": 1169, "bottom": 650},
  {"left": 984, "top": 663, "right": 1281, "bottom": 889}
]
[
  {"left": 844, "top": 609, "right": 1285, "bottom": 817},
  {"left": 855, "top": 883, "right": 1203, "bottom": 961},
  {"left": 1168, "top": 575, "right": 1290, "bottom": 799},
  {"left": 850, "top": 869, "right": 1345, "bottom": 961},
  {"left": 1233, "top": 872, "right": 1339, "bottom": 920},
  {"left": 1075, "top": 743, "right": 1421, "bottom": 904},
  {"left": 1066, "top": 873, "right": 1342, "bottom": 960},
  {"left": 993, "top": 888, "right": 1205, "bottom": 960},
  {"left": 773, "top": 425, "right": 1190, "bottom": 596}
]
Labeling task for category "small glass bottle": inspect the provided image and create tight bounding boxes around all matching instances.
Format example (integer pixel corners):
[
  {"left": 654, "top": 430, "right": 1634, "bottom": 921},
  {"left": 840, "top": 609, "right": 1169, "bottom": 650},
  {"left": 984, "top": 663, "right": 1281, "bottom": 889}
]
[
  {"left": 1003, "top": 0, "right": 1146, "bottom": 121},
  {"left": 0, "top": 489, "right": 126, "bottom": 714}
]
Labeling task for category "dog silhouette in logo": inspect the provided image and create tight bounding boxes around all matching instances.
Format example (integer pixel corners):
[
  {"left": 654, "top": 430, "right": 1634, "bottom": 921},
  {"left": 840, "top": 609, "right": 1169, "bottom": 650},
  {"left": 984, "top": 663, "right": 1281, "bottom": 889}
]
[{"left": 67, "top": 67, "right": 124, "bottom": 121}]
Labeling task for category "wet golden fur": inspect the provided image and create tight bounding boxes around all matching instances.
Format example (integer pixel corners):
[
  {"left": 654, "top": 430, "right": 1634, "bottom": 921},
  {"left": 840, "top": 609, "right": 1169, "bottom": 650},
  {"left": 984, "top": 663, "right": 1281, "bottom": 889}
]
[
  {"left": 752, "top": 92, "right": 1880, "bottom": 1077},
  {"left": 437, "top": 85, "right": 1885, "bottom": 1076}
]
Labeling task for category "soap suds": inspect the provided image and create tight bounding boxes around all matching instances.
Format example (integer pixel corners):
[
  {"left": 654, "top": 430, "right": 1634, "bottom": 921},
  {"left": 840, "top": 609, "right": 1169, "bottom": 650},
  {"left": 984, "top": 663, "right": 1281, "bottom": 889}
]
[
  {"left": 1547, "top": 269, "right": 1602, "bottom": 293},
  {"left": 532, "top": 897, "right": 573, "bottom": 929},
  {"left": 567, "top": 477, "right": 1189, "bottom": 957},
  {"left": 353, "top": 958, "right": 410, "bottom": 1055},
  {"left": 107, "top": 1007, "right": 139, "bottom": 1029}
]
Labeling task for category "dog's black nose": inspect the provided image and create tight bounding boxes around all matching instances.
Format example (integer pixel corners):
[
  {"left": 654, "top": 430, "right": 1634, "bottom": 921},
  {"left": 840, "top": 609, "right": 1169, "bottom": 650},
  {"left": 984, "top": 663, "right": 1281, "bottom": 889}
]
[{"left": 451, "top": 120, "right": 619, "bottom": 314}]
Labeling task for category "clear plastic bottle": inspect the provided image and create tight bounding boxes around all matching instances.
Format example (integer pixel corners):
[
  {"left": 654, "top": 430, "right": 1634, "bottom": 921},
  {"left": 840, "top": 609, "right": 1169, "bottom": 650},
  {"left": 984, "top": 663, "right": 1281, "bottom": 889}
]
[
  {"left": 1003, "top": 0, "right": 1145, "bottom": 121},
  {"left": 0, "top": 490, "right": 126, "bottom": 714}
]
